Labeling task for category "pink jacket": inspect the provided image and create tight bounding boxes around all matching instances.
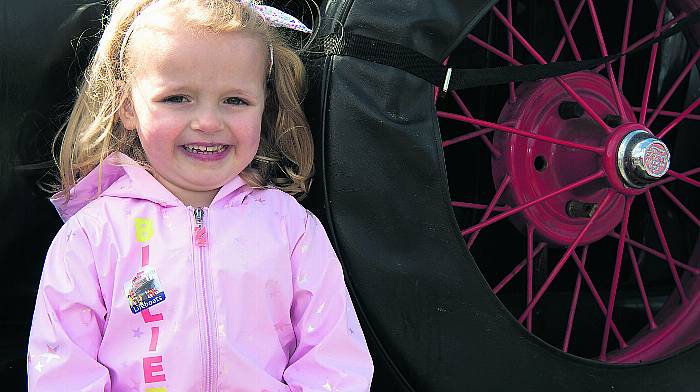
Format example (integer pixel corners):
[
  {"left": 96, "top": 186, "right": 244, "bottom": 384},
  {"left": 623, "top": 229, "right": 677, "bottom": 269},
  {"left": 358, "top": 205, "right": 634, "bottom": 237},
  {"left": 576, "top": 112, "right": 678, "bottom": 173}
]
[{"left": 28, "top": 153, "right": 373, "bottom": 391}]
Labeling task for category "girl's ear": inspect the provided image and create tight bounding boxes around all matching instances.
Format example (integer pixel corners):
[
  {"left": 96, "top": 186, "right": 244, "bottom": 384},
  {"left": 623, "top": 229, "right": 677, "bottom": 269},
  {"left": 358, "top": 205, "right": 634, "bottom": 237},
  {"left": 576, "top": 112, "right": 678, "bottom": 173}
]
[
  {"left": 116, "top": 80, "right": 138, "bottom": 130},
  {"left": 118, "top": 95, "right": 138, "bottom": 130}
]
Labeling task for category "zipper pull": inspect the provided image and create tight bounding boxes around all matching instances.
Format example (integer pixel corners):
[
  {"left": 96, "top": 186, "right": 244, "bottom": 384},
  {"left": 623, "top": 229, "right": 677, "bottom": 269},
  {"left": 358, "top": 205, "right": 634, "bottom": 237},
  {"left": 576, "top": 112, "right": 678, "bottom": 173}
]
[{"left": 193, "top": 208, "right": 208, "bottom": 247}]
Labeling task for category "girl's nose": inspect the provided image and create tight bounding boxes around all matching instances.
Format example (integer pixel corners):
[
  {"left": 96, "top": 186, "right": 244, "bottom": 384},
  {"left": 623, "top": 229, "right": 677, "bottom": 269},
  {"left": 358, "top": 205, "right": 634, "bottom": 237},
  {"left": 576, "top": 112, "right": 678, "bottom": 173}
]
[{"left": 191, "top": 106, "right": 223, "bottom": 133}]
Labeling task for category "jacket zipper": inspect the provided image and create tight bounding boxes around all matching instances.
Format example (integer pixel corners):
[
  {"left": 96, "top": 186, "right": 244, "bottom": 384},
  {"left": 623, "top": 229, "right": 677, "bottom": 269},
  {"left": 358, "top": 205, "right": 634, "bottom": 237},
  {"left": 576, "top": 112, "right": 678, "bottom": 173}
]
[{"left": 193, "top": 207, "right": 217, "bottom": 391}]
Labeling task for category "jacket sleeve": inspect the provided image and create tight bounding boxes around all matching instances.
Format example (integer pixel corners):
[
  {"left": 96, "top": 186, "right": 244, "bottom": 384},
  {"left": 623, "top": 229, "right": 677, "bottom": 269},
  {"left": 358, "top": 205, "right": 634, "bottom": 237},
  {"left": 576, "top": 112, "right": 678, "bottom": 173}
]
[
  {"left": 283, "top": 212, "right": 373, "bottom": 391},
  {"left": 28, "top": 219, "right": 111, "bottom": 391}
]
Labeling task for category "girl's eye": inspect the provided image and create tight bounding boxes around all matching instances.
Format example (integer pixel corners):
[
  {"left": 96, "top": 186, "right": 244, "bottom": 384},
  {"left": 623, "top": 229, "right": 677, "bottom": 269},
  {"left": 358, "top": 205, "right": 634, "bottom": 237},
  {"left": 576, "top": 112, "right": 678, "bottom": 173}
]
[
  {"left": 163, "top": 95, "right": 188, "bottom": 103},
  {"left": 224, "top": 97, "right": 247, "bottom": 106}
]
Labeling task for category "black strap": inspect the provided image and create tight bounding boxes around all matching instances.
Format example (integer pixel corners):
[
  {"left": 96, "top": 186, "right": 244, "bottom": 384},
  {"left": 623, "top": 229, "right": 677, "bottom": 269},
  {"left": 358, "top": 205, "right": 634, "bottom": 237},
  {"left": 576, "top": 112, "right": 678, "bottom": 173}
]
[{"left": 306, "top": 8, "right": 700, "bottom": 90}]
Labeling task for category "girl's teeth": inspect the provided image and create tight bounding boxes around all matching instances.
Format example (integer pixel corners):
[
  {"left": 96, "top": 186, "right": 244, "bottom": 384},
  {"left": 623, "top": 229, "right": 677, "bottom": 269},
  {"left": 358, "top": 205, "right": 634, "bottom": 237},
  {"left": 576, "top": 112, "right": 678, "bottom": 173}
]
[{"left": 183, "top": 145, "right": 227, "bottom": 154}]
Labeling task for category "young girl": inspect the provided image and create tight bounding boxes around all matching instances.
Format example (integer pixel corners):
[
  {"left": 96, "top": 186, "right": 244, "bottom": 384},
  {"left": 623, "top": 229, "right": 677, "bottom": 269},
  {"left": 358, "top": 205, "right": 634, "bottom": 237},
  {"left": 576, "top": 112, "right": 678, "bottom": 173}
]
[{"left": 27, "top": 0, "right": 374, "bottom": 390}]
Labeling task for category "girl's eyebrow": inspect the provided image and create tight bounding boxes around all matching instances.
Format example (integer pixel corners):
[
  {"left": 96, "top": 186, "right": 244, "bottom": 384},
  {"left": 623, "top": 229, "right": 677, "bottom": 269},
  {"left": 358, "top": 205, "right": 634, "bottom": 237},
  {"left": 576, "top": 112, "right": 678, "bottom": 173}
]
[
  {"left": 148, "top": 80, "right": 256, "bottom": 94},
  {"left": 222, "top": 87, "right": 259, "bottom": 96}
]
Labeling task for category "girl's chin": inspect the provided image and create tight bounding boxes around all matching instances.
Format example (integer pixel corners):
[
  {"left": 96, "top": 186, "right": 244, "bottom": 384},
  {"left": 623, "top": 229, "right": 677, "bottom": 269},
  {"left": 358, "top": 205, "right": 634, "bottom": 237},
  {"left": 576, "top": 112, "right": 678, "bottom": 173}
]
[{"left": 154, "top": 172, "right": 230, "bottom": 194}]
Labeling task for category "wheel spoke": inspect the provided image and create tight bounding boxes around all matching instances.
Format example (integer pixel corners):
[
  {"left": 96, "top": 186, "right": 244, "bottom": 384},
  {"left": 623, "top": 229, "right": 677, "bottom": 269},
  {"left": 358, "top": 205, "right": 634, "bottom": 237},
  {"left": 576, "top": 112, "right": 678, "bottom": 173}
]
[
  {"left": 467, "top": 34, "right": 522, "bottom": 66},
  {"left": 554, "top": 0, "right": 582, "bottom": 61},
  {"left": 441, "top": 127, "right": 495, "bottom": 148},
  {"left": 507, "top": 0, "right": 516, "bottom": 103},
  {"left": 551, "top": 0, "right": 587, "bottom": 62},
  {"left": 518, "top": 192, "right": 615, "bottom": 323},
  {"left": 563, "top": 246, "right": 588, "bottom": 352},
  {"left": 608, "top": 232, "right": 700, "bottom": 274},
  {"left": 586, "top": 0, "right": 612, "bottom": 57},
  {"left": 645, "top": 191, "right": 688, "bottom": 302},
  {"left": 556, "top": 76, "right": 612, "bottom": 132},
  {"left": 634, "top": 107, "right": 700, "bottom": 123},
  {"left": 449, "top": 91, "right": 501, "bottom": 157},
  {"left": 656, "top": 96, "right": 700, "bottom": 139},
  {"left": 570, "top": 250, "right": 627, "bottom": 348},
  {"left": 605, "top": 66, "right": 628, "bottom": 121},
  {"left": 493, "top": 243, "right": 546, "bottom": 294},
  {"left": 647, "top": 49, "right": 700, "bottom": 127},
  {"left": 666, "top": 169, "right": 700, "bottom": 190},
  {"left": 640, "top": 0, "right": 668, "bottom": 125},
  {"left": 437, "top": 112, "right": 605, "bottom": 153},
  {"left": 627, "top": 244, "right": 658, "bottom": 329},
  {"left": 468, "top": 176, "right": 511, "bottom": 249},
  {"left": 618, "top": 0, "right": 634, "bottom": 89},
  {"left": 586, "top": 0, "right": 628, "bottom": 121},
  {"left": 491, "top": 6, "right": 611, "bottom": 132},
  {"left": 651, "top": 166, "right": 700, "bottom": 188},
  {"left": 658, "top": 185, "right": 700, "bottom": 227},
  {"left": 451, "top": 201, "right": 509, "bottom": 212},
  {"left": 593, "top": 12, "right": 688, "bottom": 73},
  {"left": 491, "top": 6, "right": 544, "bottom": 62},
  {"left": 600, "top": 196, "right": 633, "bottom": 360},
  {"left": 462, "top": 170, "right": 606, "bottom": 236},
  {"left": 526, "top": 225, "right": 535, "bottom": 332}
]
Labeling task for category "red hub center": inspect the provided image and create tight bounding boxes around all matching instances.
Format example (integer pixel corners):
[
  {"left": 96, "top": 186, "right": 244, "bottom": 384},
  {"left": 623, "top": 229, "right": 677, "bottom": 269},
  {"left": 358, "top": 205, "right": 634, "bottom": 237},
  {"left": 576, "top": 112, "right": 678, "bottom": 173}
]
[{"left": 492, "top": 71, "right": 644, "bottom": 246}]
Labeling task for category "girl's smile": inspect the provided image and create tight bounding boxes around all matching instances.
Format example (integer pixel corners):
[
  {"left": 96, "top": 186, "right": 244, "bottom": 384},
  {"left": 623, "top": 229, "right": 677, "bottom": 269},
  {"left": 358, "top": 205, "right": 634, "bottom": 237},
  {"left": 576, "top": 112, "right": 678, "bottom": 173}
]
[
  {"left": 181, "top": 143, "right": 231, "bottom": 161},
  {"left": 119, "top": 15, "right": 268, "bottom": 207}
]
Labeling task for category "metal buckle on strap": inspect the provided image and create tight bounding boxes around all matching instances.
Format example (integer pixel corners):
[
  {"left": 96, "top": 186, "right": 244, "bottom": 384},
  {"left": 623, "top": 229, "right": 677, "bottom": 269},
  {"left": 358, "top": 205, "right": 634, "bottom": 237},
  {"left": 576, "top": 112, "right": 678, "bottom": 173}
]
[{"left": 442, "top": 67, "right": 453, "bottom": 93}]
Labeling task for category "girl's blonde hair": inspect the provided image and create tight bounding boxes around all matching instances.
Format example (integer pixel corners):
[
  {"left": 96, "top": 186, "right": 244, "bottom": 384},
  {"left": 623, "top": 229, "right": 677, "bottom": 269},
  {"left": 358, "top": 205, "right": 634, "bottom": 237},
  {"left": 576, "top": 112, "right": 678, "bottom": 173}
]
[{"left": 55, "top": 0, "right": 314, "bottom": 200}]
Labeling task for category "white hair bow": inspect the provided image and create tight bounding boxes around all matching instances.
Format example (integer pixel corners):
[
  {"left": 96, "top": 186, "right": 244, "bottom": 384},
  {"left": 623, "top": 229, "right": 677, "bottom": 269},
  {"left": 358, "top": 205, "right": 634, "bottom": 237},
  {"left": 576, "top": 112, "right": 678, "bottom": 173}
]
[{"left": 243, "top": 1, "right": 312, "bottom": 33}]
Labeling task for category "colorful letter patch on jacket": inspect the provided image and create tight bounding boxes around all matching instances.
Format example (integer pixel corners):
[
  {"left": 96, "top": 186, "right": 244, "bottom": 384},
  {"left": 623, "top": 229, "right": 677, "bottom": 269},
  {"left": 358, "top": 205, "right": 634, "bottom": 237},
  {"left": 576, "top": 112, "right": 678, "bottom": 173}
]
[
  {"left": 125, "top": 265, "right": 166, "bottom": 314},
  {"left": 134, "top": 218, "right": 154, "bottom": 243}
]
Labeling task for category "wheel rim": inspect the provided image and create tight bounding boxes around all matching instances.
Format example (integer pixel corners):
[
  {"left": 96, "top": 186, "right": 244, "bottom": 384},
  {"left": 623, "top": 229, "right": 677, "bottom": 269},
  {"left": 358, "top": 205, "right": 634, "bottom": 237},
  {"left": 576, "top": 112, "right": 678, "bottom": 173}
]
[{"left": 437, "top": 0, "right": 700, "bottom": 362}]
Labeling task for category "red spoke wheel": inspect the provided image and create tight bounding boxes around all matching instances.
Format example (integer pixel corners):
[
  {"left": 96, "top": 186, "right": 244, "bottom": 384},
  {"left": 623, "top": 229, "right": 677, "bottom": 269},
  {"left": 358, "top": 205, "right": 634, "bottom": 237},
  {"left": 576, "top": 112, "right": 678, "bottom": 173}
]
[{"left": 438, "top": 0, "right": 700, "bottom": 361}]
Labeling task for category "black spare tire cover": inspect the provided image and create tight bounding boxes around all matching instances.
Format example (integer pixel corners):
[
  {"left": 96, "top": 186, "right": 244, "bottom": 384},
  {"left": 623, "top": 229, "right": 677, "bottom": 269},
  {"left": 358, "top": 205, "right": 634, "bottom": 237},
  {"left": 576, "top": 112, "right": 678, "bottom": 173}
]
[{"left": 303, "top": 0, "right": 700, "bottom": 390}]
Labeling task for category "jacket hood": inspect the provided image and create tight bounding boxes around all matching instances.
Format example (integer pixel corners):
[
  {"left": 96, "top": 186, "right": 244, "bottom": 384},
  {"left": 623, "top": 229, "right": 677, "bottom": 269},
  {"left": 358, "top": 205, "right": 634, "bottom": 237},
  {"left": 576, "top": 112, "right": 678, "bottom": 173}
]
[{"left": 50, "top": 152, "right": 251, "bottom": 222}]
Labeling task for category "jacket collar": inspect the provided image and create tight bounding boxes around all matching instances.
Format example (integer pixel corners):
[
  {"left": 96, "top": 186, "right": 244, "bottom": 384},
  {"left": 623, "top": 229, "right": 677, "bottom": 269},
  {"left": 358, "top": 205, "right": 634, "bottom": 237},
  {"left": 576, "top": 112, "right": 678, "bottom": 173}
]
[{"left": 51, "top": 152, "right": 252, "bottom": 222}]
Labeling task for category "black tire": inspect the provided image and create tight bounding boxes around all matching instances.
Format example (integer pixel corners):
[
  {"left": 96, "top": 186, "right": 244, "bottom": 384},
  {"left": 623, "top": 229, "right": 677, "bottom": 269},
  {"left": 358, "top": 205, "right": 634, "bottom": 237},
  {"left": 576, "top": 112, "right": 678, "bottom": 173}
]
[{"left": 304, "top": 0, "right": 700, "bottom": 390}]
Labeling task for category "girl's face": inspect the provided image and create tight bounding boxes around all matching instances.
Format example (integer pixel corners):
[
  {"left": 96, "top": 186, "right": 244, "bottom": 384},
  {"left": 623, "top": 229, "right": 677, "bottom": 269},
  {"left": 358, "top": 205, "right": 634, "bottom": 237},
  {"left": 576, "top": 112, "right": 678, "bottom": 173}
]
[{"left": 119, "top": 18, "right": 268, "bottom": 207}]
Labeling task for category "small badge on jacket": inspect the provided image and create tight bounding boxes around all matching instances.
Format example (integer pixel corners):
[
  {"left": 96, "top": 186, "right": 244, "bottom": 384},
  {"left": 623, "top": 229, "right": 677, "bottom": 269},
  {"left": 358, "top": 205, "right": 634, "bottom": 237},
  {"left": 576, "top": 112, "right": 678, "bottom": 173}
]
[{"left": 125, "top": 265, "right": 166, "bottom": 314}]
